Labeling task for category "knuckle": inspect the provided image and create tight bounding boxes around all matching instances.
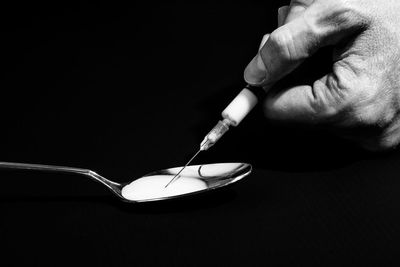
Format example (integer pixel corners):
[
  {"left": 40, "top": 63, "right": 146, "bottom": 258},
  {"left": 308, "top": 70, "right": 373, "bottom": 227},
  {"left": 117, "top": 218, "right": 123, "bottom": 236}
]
[
  {"left": 313, "top": 0, "right": 368, "bottom": 30},
  {"left": 308, "top": 75, "right": 350, "bottom": 120},
  {"left": 322, "top": 0, "right": 356, "bottom": 16},
  {"left": 269, "top": 19, "right": 318, "bottom": 62},
  {"left": 360, "top": 132, "right": 400, "bottom": 151},
  {"left": 267, "top": 29, "right": 293, "bottom": 62}
]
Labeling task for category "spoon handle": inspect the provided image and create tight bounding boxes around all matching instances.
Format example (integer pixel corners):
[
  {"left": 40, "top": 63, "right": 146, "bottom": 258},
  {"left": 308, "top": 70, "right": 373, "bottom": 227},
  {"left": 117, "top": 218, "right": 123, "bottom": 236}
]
[
  {"left": 0, "top": 161, "right": 122, "bottom": 195},
  {"left": 0, "top": 161, "right": 91, "bottom": 174}
]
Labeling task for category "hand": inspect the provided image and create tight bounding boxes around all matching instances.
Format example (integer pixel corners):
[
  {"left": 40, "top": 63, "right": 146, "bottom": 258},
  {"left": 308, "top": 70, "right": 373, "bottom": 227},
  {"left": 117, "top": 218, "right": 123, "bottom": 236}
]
[{"left": 244, "top": 0, "right": 400, "bottom": 151}]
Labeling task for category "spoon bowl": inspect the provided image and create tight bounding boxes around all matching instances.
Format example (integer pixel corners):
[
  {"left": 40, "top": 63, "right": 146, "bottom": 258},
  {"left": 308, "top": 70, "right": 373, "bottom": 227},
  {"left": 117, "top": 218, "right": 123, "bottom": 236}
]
[{"left": 0, "top": 162, "right": 252, "bottom": 203}]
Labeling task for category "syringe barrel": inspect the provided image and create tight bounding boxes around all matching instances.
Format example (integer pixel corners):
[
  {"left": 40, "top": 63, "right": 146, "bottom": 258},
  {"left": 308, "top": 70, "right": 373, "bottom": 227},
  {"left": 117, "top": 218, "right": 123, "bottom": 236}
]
[
  {"left": 221, "top": 86, "right": 258, "bottom": 126},
  {"left": 201, "top": 85, "right": 260, "bottom": 151}
]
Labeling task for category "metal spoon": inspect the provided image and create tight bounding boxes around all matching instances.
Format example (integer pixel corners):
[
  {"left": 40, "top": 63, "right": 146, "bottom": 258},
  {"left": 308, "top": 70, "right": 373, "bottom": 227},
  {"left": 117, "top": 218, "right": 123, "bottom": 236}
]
[{"left": 0, "top": 162, "right": 252, "bottom": 203}]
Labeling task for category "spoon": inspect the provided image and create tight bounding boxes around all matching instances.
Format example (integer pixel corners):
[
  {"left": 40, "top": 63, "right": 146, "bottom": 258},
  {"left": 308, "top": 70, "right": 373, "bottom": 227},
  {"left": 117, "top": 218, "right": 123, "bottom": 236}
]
[{"left": 0, "top": 162, "right": 252, "bottom": 203}]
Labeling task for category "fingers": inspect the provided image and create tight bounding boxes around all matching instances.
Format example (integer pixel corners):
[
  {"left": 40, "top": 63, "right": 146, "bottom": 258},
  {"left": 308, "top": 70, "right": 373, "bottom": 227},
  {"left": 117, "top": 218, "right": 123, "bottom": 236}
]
[
  {"left": 282, "top": 0, "right": 316, "bottom": 25},
  {"left": 244, "top": 4, "right": 308, "bottom": 88},
  {"left": 244, "top": 1, "right": 366, "bottom": 88},
  {"left": 259, "top": 3, "right": 331, "bottom": 122},
  {"left": 244, "top": 2, "right": 319, "bottom": 87},
  {"left": 287, "top": 0, "right": 315, "bottom": 17},
  {"left": 244, "top": 14, "right": 321, "bottom": 87},
  {"left": 284, "top": 5, "right": 306, "bottom": 23},
  {"left": 244, "top": 1, "right": 370, "bottom": 122},
  {"left": 263, "top": 75, "right": 340, "bottom": 123},
  {"left": 264, "top": 85, "right": 317, "bottom": 122},
  {"left": 278, "top": 6, "right": 289, "bottom": 27},
  {"left": 258, "top": 34, "right": 270, "bottom": 50}
]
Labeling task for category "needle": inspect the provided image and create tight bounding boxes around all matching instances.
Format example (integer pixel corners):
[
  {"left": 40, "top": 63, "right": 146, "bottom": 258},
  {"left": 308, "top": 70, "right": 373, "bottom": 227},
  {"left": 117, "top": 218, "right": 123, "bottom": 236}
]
[
  {"left": 164, "top": 140, "right": 209, "bottom": 188},
  {"left": 164, "top": 85, "right": 260, "bottom": 188},
  {"left": 164, "top": 149, "right": 202, "bottom": 188}
]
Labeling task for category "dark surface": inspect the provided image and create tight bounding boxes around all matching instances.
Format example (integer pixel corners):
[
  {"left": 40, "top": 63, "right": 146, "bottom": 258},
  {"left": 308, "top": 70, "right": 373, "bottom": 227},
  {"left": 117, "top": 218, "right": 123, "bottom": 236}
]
[{"left": 1, "top": 1, "right": 399, "bottom": 266}]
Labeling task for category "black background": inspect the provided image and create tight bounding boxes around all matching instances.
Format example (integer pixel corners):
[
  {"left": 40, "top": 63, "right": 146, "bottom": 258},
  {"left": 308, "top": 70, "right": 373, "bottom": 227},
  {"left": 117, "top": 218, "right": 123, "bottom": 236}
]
[{"left": 1, "top": 1, "right": 399, "bottom": 266}]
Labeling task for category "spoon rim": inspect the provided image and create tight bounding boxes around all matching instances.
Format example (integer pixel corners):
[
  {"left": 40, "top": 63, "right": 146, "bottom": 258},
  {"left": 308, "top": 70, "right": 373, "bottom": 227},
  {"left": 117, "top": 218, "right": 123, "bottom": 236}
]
[{"left": 121, "top": 162, "right": 252, "bottom": 203}]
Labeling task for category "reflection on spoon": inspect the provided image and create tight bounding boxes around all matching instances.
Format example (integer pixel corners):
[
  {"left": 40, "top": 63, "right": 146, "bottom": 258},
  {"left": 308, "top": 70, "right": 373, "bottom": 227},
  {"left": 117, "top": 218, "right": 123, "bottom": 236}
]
[{"left": 121, "top": 175, "right": 207, "bottom": 201}]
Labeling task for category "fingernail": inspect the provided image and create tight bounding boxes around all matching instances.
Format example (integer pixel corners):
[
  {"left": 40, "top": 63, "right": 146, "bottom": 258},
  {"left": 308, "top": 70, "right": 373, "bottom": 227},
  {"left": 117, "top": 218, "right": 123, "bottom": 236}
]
[
  {"left": 259, "top": 34, "right": 270, "bottom": 50},
  {"left": 244, "top": 54, "right": 267, "bottom": 85},
  {"left": 277, "top": 6, "right": 289, "bottom": 27}
]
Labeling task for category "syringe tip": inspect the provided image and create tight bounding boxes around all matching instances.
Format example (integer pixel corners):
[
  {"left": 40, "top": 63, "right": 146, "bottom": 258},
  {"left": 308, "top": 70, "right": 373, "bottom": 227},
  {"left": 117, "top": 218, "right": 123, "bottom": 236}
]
[
  {"left": 200, "top": 119, "right": 232, "bottom": 151},
  {"left": 200, "top": 138, "right": 213, "bottom": 151}
]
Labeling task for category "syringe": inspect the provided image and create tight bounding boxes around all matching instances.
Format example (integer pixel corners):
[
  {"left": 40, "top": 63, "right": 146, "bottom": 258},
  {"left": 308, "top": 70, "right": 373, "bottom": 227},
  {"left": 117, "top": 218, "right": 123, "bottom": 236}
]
[
  {"left": 200, "top": 85, "right": 260, "bottom": 151},
  {"left": 164, "top": 84, "right": 261, "bottom": 188}
]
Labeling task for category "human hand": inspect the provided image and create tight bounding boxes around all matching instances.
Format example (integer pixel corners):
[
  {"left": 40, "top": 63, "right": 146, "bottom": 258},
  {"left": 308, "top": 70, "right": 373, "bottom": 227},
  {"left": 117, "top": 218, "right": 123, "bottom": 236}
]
[{"left": 244, "top": 0, "right": 400, "bottom": 151}]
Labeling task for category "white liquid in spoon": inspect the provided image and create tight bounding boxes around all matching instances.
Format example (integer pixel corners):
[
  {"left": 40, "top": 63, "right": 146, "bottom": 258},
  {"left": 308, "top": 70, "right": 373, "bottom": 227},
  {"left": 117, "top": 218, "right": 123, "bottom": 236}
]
[{"left": 121, "top": 175, "right": 208, "bottom": 201}]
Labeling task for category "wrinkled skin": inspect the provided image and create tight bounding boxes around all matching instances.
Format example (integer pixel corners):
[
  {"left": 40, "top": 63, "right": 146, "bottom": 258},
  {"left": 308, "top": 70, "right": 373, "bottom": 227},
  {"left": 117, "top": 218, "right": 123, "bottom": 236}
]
[{"left": 244, "top": 0, "right": 400, "bottom": 151}]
